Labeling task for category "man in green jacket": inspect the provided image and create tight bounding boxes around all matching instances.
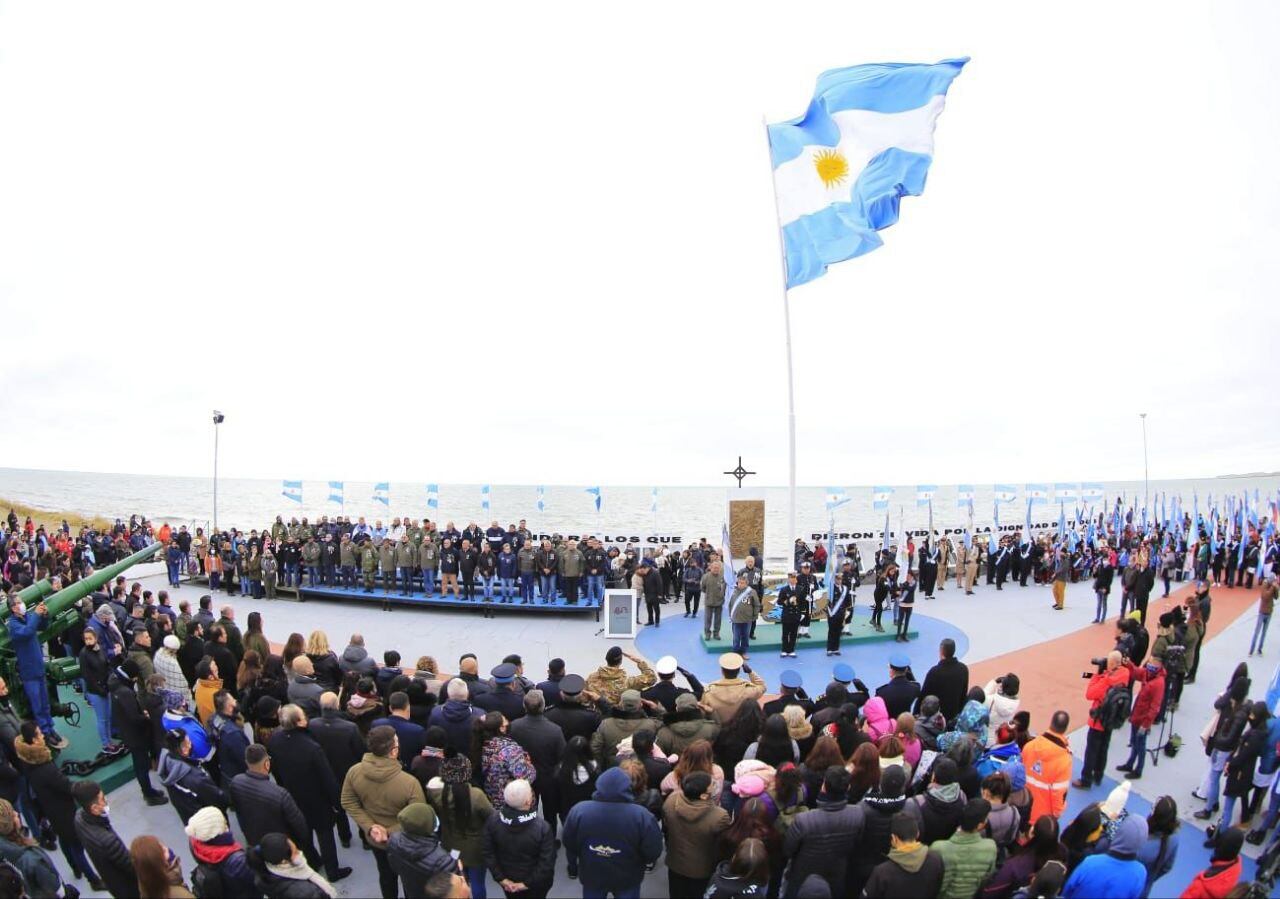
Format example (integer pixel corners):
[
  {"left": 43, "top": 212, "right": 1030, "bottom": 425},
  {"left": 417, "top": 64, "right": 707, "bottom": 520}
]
[
  {"left": 931, "top": 798, "right": 997, "bottom": 899},
  {"left": 361, "top": 543, "right": 378, "bottom": 593},
  {"left": 559, "top": 539, "right": 585, "bottom": 605},
  {"left": 394, "top": 537, "right": 416, "bottom": 596},
  {"left": 378, "top": 540, "right": 397, "bottom": 604},
  {"left": 417, "top": 538, "right": 439, "bottom": 597},
  {"left": 339, "top": 534, "right": 358, "bottom": 590}
]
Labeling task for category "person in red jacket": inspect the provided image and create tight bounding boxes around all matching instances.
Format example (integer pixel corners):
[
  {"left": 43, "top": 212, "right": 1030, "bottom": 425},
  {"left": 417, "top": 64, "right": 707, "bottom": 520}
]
[
  {"left": 1115, "top": 659, "right": 1165, "bottom": 781},
  {"left": 1181, "top": 827, "right": 1243, "bottom": 898},
  {"left": 1073, "top": 651, "right": 1131, "bottom": 789}
]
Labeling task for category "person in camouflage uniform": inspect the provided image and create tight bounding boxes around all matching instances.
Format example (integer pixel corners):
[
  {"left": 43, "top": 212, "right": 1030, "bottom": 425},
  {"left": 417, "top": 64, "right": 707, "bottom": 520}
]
[{"left": 585, "top": 646, "right": 656, "bottom": 706}]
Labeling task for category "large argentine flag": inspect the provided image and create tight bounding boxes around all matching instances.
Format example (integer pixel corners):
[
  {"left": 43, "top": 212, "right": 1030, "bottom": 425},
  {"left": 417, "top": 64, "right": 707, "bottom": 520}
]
[{"left": 768, "top": 58, "right": 967, "bottom": 288}]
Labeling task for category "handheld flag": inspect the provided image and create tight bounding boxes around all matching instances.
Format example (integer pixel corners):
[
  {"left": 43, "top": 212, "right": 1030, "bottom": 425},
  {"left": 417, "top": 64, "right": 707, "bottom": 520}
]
[
  {"left": 281, "top": 480, "right": 302, "bottom": 504},
  {"left": 721, "top": 522, "right": 737, "bottom": 595},
  {"left": 327, "top": 481, "right": 344, "bottom": 506},
  {"left": 536, "top": 485, "right": 545, "bottom": 513},
  {"left": 1023, "top": 498, "right": 1034, "bottom": 546},
  {"left": 990, "top": 501, "right": 1000, "bottom": 552},
  {"left": 426, "top": 484, "right": 439, "bottom": 510},
  {"left": 1081, "top": 483, "right": 1104, "bottom": 504},
  {"left": 373, "top": 482, "right": 390, "bottom": 507},
  {"left": 480, "top": 485, "right": 491, "bottom": 512},
  {"left": 767, "top": 59, "right": 967, "bottom": 288},
  {"left": 585, "top": 486, "right": 602, "bottom": 512}
]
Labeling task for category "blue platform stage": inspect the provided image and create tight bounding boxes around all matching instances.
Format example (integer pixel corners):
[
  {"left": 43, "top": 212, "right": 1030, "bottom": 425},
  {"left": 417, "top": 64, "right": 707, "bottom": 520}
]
[{"left": 297, "top": 584, "right": 602, "bottom": 618}]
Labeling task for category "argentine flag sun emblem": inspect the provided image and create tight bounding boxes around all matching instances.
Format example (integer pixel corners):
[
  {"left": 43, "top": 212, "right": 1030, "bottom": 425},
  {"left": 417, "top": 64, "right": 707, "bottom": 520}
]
[{"left": 768, "top": 58, "right": 967, "bottom": 288}]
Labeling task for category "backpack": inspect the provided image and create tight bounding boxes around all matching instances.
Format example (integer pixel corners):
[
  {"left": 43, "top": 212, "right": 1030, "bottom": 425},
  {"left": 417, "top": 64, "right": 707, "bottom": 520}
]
[
  {"left": 1091, "top": 683, "right": 1133, "bottom": 730},
  {"left": 190, "top": 862, "right": 224, "bottom": 898}
]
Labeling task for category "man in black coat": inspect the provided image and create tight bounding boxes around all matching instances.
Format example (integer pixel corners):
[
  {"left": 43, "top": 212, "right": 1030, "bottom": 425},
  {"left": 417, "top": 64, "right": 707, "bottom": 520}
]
[
  {"left": 875, "top": 653, "right": 922, "bottom": 720},
  {"left": 308, "top": 692, "right": 365, "bottom": 848},
  {"left": 72, "top": 780, "right": 132, "bottom": 897},
  {"left": 536, "top": 659, "right": 566, "bottom": 708},
  {"left": 913, "top": 639, "right": 969, "bottom": 722},
  {"left": 508, "top": 690, "right": 567, "bottom": 835},
  {"left": 227, "top": 743, "right": 312, "bottom": 852},
  {"left": 267, "top": 704, "right": 353, "bottom": 883},
  {"left": 13, "top": 722, "right": 101, "bottom": 884},
  {"left": 544, "top": 675, "right": 602, "bottom": 743},
  {"left": 109, "top": 660, "right": 168, "bottom": 804},
  {"left": 203, "top": 625, "right": 238, "bottom": 699},
  {"left": 475, "top": 664, "right": 526, "bottom": 721},
  {"left": 782, "top": 767, "right": 864, "bottom": 898},
  {"left": 641, "top": 655, "right": 704, "bottom": 715}
]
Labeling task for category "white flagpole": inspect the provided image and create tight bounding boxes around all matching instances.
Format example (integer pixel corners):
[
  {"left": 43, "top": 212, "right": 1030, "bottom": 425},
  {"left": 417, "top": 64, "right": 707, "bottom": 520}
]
[{"left": 763, "top": 116, "right": 798, "bottom": 550}]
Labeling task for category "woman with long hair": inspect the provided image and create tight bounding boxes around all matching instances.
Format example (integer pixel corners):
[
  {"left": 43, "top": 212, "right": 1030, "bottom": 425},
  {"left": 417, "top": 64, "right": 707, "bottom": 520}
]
[
  {"left": 130, "top": 834, "right": 194, "bottom": 898},
  {"left": 471, "top": 712, "right": 536, "bottom": 807},
  {"left": 705, "top": 838, "right": 771, "bottom": 899},
  {"left": 555, "top": 736, "right": 599, "bottom": 824},
  {"left": 894, "top": 712, "right": 922, "bottom": 770},
  {"left": 1061, "top": 804, "right": 1104, "bottom": 873},
  {"left": 718, "top": 797, "right": 783, "bottom": 897},
  {"left": 876, "top": 734, "right": 909, "bottom": 779},
  {"left": 426, "top": 754, "right": 494, "bottom": 899},
  {"left": 981, "top": 814, "right": 1067, "bottom": 899},
  {"left": 235, "top": 650, "right": 263, "bottom": 696},
  {"left": 243, "top": 611, "right": 269, "bottom": 661},
  {"left": 305, "top": 630, "right": 342, "bottom": 692},
  {"left": 715, "top": 699, "right": 764, "bottom": 797},
  {"left": 0, "top": 797, "right": 76, "bottom": 898},
  {"left": 848, "top": 741, "right": 882, "bottom": 803},
  {"left": 1137, "top": 796, "right": 1180, "bottom": 898},
  {"left": 281, "top": 632, "right": 306, "bottom": 677},
  {"left": 239, "top": 654, "right": 287, "bottom": 728},
  {"left": 745, "top": 713, "right": 800, "bottom": 768},
  {"left": 781, "top": 704, "right": 815, "bottom": 760},
  {"left": 660, "top": 738, "right": 725, "bottom": 800}
]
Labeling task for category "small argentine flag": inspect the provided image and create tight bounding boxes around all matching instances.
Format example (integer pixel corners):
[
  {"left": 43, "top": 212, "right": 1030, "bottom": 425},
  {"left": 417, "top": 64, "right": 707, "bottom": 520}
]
[
  {"left": 536, "top": 486, "right": 545, "bottom": 513},
  {"left": 327, "top": 481, "right": 344, "bottom": 505},
  {"left": 916, "top": 485, "right": 937, "bottom": 507},
  {"left": 872, "top": 486, "right": 893, "bottom": 511},
  {"left": 373, "top": 482, "right": 390, "bottom": 506},
  {"left": 281, "top": 480, "right": 302, "bottom": 503},
  {"left": 955, "top": 485, "right": 974, "bottom": 507},
  {"left": 1025, "top": 484, "right": 1048, "bottom": 506},
  {"left": 768, "top": 59, "right": 967, "bottom": 288},
  {"left": 1054, "top": 483, "right": 1079, "bottom": 504},
  {"left": 1081, "top": 483, "right": 1105, "bottom": 503},
  {"left": 650, "top": 487, "right": 659, "bottom": 514},
  {"left": 481, "top": 485, "right": 491, "bottom": 512},
  {"left": 994, "top": 484, "right": 1017, "bottom": 504},
  {"left": 426, "top": 484, "right": 439, "bottom": 510},
  {"left": 585, "top": 486, "right": 602, "bottom": 512},
  {"left": 825, "top": 487, "right": 850, "bottom": 511}
]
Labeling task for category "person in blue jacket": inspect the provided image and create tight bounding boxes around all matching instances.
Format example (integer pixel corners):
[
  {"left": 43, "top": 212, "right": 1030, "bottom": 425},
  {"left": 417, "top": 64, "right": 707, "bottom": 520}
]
[
  {"left": 165, "top": 540, "right": 185, "bottom": 587},
  {"left": 1062, "top": 814, "right": 1148, "bottom": 899},
  {"left": 4, "top": 595, "right": 68, "bottom": 749},
  {"left": 562, "top": 766, "right": 662, "bottom": 899},
  {"left": 497, "top": 543, "right": 519, "bottom": 604}
]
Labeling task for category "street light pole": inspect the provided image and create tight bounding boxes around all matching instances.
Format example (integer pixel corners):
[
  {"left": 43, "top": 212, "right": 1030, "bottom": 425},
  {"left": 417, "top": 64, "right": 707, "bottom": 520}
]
[
  {"left": 212, "top": 410, "right": 224, "bottom": 532},
  {"left": 1140, "top": 412, "right": 1149, "bottom": 519}
]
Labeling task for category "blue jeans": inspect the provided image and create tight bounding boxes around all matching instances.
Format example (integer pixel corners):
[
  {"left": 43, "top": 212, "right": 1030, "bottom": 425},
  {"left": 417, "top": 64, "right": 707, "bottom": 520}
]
[
  {"left": 166, "top": 561, "right": 180, "bottom": 585},
  {"left": 1218, "top": 794, "right": 1239, "bottom": 833},
  {"left": 539, "top": 574, "right": 556, "bottom": 603},
  {"left": 284, "top": 562, "right": 299, "bottom": 586},
  {"left": 520, "top": 572, "right": 535, "bottom": 602},
  {"left": 464, "top": 865, "right": 486, "bottom": 899},
  {"left": 87, "top": 692, "right": 112, "bottom": 748},
  {"left": 1252, "top": 613, "right": 1272, "bottom": 654},
  {"left": 400, "top": 567, "right": 414, "bottom": 594},
  {"left": 500, "top": 577, "right": 516, "bottom": 600},
  {"left": 1095, "top": 590, "right": 1108, "bottom": 622},
  {"left": 587, "top": 574, "right": 606, "bottom": 604},
  {"left": 308, "top": 565, "right": 321, "bottom": 586},
  {"left": 421, "top": 569, "right": 436, "bottom": 595},
  {"left": 21, "top": 677, "right": 54, "bottom": 737},
  {"left": 1122, "top": 724, "right": 1148, "bottom": 775},
  {"left": 732, "top": 621, "right": 751, "bottom": 656},
  {"left": 1204, "top": 749, "right": 1231, "bottom": 810},
  {"left": 240, "top": 576, "right": 251, "bottom": 596},
  {"left": 481, "top": 575, "right": 498, "bottom": 600}
]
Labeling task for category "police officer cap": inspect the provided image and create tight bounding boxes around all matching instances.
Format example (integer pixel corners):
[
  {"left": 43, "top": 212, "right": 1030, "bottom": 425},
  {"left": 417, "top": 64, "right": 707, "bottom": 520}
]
[
  {"left": 889, "top": 652, "right": 911, "bottom": 670},
  {"left": 655, "top": 656, "right": 678, "bottom": 676},
  {"left": 832, "top": 663, "right": 855, "bottom": 684},
  {"left": 718, "top": 652, "right": 744, "bottom": 671},
  {"left": 491, "top": 663, "right": 516, "bottom": 684},
  {"left": 559, "top": 674, "right": 585, "bottom": 695},
  {"left": 780, "top": 670, "right": 803, "bottom": 689}
]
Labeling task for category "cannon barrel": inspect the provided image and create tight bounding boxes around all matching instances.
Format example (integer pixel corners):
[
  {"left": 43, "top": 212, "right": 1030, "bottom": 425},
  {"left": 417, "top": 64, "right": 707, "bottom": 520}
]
[{"left": 3, "top": 541, "right": 166, "bottom": 620}]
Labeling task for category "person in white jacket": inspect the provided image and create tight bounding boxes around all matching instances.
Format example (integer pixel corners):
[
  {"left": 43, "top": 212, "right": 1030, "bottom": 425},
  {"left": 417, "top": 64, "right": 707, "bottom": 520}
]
[
  {"left": 153, "top": 635, "right": 194, "bottom": 708},
  {"left": 984, "top": 673, "right": 1021, "bottom": 732}
]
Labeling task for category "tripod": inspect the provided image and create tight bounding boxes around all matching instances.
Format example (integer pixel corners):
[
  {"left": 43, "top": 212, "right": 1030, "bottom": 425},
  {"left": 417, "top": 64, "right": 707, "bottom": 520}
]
[{"left": 1146, "top": 675, "right": 1180, "bottom": 769}]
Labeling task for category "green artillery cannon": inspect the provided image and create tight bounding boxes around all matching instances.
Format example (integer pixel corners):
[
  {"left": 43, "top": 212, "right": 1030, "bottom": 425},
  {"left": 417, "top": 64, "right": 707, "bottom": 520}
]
[{"left": 1, "top": 542, "right": 165, "bottom": 723}]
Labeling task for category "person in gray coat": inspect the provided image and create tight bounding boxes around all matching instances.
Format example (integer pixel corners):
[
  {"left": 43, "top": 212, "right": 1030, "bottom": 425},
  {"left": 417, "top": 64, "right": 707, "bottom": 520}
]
[
  {"left": 287, "top": 656, "right": 324, "bottom": 719},
  {"left": 339, "top": 634, "right": 378, "bottom": 678}
]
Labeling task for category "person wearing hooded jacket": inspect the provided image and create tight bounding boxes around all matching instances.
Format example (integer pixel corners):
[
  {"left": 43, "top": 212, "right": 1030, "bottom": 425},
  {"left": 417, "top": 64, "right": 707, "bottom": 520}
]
[
  {"left": 184, "top": 807, "right": 256, "bottom": 898},
  {"left": 156, "top": 729, "right": 228, "bottom": 825},
  {"left": 482, "top": 778, "right": 557, "bottom": 899},
  {"left": 12, "top": 722, "right": 101, "bottom": 886},
  {"left": 662, "top": 770, "right": 730, "bottom": 898},
  {"left": 907, "top": 757, "right": 967, "bottom": 845},
  {"left": 1180, "top": 827, "right": 1243, "bottom": 898},
  {"left": 428, "top": 678, "right": 485, "bottom": 755},
  {"left": 781, "top": 766, "right": 863, "bottom": 899},
  {"left": 862, "top": 808, "right": 944, "bottom": 899},
  {"left": 562, "top": 766, "right": 663, "bottom": 898},
  {"left": 109, "top": 659, "right": 169, "bottom": 804},
  {"left": 983, "top": 675, "right": 1021, "bottom": 733},
  {"left": 656, "top": 692, "right": 720, "bottom": 756},
  {"left": 850, "top": 766, "right": 909, "bottom": 896},
  {"left": 1062, "top": 814, "right": 1148, "bottom": 899},
  {"left": 1195, "top": 676, "right": 1251, "bottom": 821},
  {"left": 338, "top": 635, "right": 378, "bottom": 678},
  {"left": 1206, "top": 700, "right": 1272, "bottom": 847},
  {"left": 386, "top": 802, "right": 456, "bottom": 899},
  {"left": 591, "top": 690, "right": 660, "bottom": 765}
]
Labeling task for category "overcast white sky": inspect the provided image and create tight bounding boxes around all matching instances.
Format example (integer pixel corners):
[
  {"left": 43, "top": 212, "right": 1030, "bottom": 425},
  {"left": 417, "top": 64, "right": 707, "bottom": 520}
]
[{"left": 1, "top": 2, "right": 1277, "bottom": 487}]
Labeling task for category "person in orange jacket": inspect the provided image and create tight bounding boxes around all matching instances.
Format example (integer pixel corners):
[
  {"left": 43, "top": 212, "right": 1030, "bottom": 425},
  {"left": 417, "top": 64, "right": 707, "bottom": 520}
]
[
  {"left": 1073, "top": 650, "right": 1131, "bottom": 788},
  {"left": 1022, "top": 709, "right": 1074, "bottom": 823}
]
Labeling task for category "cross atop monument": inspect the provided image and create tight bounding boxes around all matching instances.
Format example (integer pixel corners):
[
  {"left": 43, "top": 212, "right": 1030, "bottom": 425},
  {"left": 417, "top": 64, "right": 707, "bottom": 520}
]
[{"left": 723, "top": 456, "right": 756, "bottom": 488}]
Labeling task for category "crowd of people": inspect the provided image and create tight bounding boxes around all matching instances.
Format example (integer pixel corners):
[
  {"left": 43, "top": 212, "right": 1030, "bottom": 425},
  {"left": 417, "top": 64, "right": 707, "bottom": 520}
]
[{"left": 1, "top": 504, "right": 1279, "bottom": 897}]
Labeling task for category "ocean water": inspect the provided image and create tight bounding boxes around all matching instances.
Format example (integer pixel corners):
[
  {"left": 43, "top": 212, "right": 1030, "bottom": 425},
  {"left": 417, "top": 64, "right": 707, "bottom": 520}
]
[{"left": 2, "top": 467, "right": 1277, "bottom": 564}]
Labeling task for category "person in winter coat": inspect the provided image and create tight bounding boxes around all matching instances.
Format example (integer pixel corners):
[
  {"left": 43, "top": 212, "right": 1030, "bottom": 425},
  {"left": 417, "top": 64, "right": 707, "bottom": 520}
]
[
  {"left": 916, "top": 639, "right": 969, "bottom": 722},
  {"left": 228, "top": 743, "right": 311, "bottom": 851},
  {"left": 108, "top": 659, "right": 169, "bottom": 803},
  {"left": 78, "top": 626, "right": 117, "bottom": 751},
  {"left": 781, "top": 766, "right": 863, "bottom": 898},
  {"left": 307, "top": 692, "right": 365, "bottom": 850},
  {"left": 663, "top": 771, "right": 731, "bottom": 897},
  {"left": 932, "top": 797, "right": 997, "bottom": 899},
  {"left": 507, "top": 690, "right": 566, "bottom": 834},
  {"left": 428, "top": 678, "right": 485, "bottom": 755},
  {"left": 1195, "top": 676, "right": 1251, "bottom": 821},
  {"left": 862, "top": 810, "right": 945, "bottom": 899},
  {"left": 192, "top": 656, "right": 222, "bottom": 724},
  {"left": 0, "top": 796, "right": 75, "bottom": 899},
  {"left": 340, "top": 725, "right": 427, "bottom": 899},
  {"left": 386, "top": 803, "right": 457, "bottom": 899},
  {"left": 1062, "top": 813, "right": 1148, "bottom": 898},
  {"left": 207, "top": 690, "right": 251, "bottom": 784},
  {"left": 1136, "top": 796, "right": 1180, "bottom": 899},
  {"left": 1180, "top": 827, "right": 1243, "bottom": 898},
  {"left": 657, "top": 692, "right": 720, "bottom": 755},
  {"left": 545, "top": 674, "right": 603, "bottom": 742},
  {"left": 287, "top": 656, "right": 325, "bottom": 720},
  {"left": 1208, "top": 701, "right": 1272, "bottom": 845},
  {"left": 247, "top": 832, "right": 337, "bottom": 899},
  {"left": 12, "top": 722, "right": 101, "bottom": 883},
  {"left": 909, "top": 757, "right": 967, "bottom": 845},
  {"left": 339, "top": 634, "right": 378, "bottom": 678},
  {"left": 1117, "top": 660, "right": 1166, "bottom": 780},
  {"left": 562, "top": 766, "right": 663, "bottom": 897},
  {"left": 983, "top": 674, "right": 1021, "bottom": 733},
  {"left": 473, "top": 711, "right": 536, "bottom": 807},
  {"left": 849, "top": 765, "right": 909, "bottom": 895},
  {"left": 591, "top": 690, "right": 661, "bottom": 765},
  {"left": 71, "top": 780, "right": 134, "bottom": 898},
  {"left": 183, "top": 807, "right": 257, "bottom": 898},
  {"left": 425, "top": 754, "right": 494, "bottom": 898},
  {"left": 153, "top": 635, "right": 193, "bottom": 709},
  {"left": 482, "top": 779, "right": 557, "bottom": 899},
  {"left": 156, "top": 729, "right": 228, "bottom": 824}
]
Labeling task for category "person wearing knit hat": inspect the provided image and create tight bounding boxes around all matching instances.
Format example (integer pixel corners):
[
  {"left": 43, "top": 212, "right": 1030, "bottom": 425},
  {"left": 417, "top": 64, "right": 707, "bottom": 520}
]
[
  {"left": 424, "top": 754, "right": 494, "bottom": 898},
  {"left": 153, "top": 632, "right": 194, "bottom": 709},
  {"left": 386, "top": 803, "right": 455, "bottom": 899},
  {"left": 184, "top": 807, "right": 257, "bottom": 896},
  {"left": 253, "top": 832, "right": 338, "bottom": 898}
]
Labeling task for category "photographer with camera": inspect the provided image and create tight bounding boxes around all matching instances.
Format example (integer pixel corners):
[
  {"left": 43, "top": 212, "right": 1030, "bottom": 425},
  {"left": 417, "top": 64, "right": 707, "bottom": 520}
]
[
  {"left": 1114, "top": 657, "right": 1165, "bottom": 781},
  {"left": 1072, "top": 651, "right": 1131, "bottom": 789}
]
